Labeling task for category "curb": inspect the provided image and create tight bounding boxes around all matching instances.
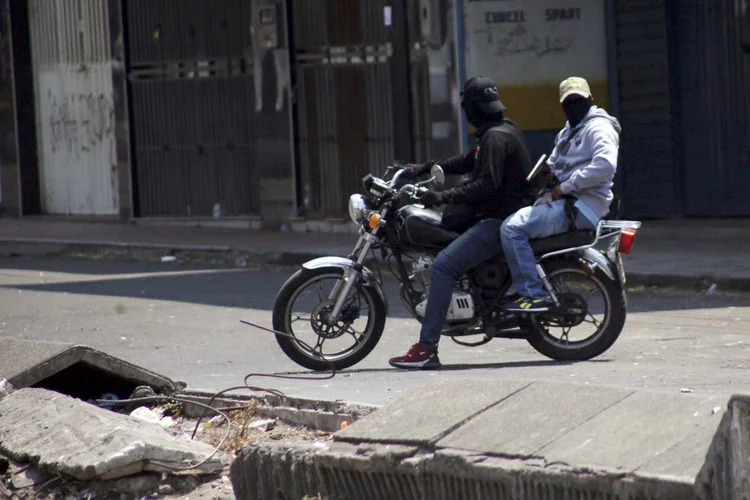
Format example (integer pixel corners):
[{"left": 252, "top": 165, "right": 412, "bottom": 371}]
[
  {"left": 625, "top": 272, "right": 750, "bottom": 293},
  {"left": 178, "top": 388, "right": 380, "bottom": 433},
  {"left": 230, "top": 441, "right": 695, "bottom": 500},
  {"left": 0, "top": 238, "right": 747, "bottom": 293}
]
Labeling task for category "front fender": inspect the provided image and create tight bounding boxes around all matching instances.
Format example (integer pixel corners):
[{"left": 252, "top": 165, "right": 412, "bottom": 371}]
[{"left": 301, "top": 256, "right": 389, "bottom": 315}]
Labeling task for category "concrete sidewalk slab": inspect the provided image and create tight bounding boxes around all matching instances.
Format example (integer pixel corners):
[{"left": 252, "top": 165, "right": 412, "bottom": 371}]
[
  {"left": 0, "top": 338, "right": 176, "bottom": 395},
  {"left": 334, "top": 380, "right": 724, "bottom": 484},
  {"left": 435, "top": 382, "right": 634, "bottom": 456},
  {"left": 535, "top": 390, "right": 723, "bottom": 472},
  {"left": 0, "top": 388, "right": 226, "bottom": 480},
  {"left": 335, "top": 380, "right": 531, "bottom": 446}
]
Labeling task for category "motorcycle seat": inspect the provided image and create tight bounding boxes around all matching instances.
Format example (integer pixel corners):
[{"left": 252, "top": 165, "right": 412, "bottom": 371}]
[{"left": 530, "top": 230, "right": 596, "bottom": 255}]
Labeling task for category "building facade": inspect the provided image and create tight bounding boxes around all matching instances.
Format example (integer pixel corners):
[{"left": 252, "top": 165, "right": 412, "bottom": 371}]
[{"left": 0, "top": 0, "right": 747, "bottom": 223}]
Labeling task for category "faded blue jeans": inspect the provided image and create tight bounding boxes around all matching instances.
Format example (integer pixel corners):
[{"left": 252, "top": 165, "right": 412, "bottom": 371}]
[
  {"left": 419, "top": 218, "right": 505, "bottom": 349},
  {"left": 500, "top": 199, "right": 595, "bottom": 299}
]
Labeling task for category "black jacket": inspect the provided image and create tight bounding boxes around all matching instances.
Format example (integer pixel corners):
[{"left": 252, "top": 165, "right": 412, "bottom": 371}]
[{"left": 437, "top": 119, "right": 533, "bottom": 220}]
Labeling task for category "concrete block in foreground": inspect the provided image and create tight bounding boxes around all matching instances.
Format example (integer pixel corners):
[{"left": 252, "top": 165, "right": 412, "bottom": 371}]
[
  {"left": 695, "top": 393, "right": 750, "bottom": 499},
  {"left": 0, "top": 388, "right": 226, "bottom": 480},
  {"left": 232, "top": 380, "right": 742, "bottom": 499}
]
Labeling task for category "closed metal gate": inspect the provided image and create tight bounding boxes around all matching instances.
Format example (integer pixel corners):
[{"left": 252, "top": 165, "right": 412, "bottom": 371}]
[
  {"left": 126, "top": 0, "right": 294, "bottom": 218},
  {"left": 28, "top": 0, "right": 119, "bottom": 215},
  {"left": 674, "top": 0, "right": 750, "bottom": 216},
  {"left": 292, "top": 0, "right": 415, "bottom": 216},
  {"left": 614, "top": 0, "right": 677, "bottom": 218}
]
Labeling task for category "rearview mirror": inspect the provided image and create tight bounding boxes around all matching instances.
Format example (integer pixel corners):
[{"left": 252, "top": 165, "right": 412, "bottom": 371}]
[{"left": 431, "top": 164, "right": 445, "bottom": 186}]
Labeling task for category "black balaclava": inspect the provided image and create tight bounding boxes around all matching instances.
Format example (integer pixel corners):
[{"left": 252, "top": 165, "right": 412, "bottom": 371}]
[
  {"left": 562, "top": 97, "right": 593, "bottom": 128},
  {"left": 463, "top": 102, "right": 504, "bottom": 129},
  {"left": 461, "top": 76, "right": 506, "bottom": 129}
]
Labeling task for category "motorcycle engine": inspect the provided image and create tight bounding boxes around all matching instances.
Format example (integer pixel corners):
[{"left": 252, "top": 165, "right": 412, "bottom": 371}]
[
  {"left": 472, "top": 262, "right": 509, "bottom": 290},
  {"left": 415, "top": 292, "right": 475, "bottom": 323},
  {"left": 406, "top": 257, "right": 474, "bottom": 323},
  {"left": 410, "top": 256, "right": 433, "bottom": 293}
]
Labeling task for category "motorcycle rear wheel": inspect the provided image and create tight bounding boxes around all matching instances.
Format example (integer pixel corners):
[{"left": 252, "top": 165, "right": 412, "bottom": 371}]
[
  {"left": 526, "top": 258, "right": 626, "bottom": 361},
  {"left": 272, "top": 267, "right": 386, "bottom": 371}
]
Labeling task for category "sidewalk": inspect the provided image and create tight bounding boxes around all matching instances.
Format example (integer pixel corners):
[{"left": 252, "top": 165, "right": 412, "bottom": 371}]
[{"left": 0, "top": 216, "right": 749, "bottom": 291}]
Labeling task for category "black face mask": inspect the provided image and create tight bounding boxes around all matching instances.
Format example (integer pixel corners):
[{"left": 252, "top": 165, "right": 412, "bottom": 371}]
[{"left": 562, "top": 98, "right": 593, "bottom": 127}]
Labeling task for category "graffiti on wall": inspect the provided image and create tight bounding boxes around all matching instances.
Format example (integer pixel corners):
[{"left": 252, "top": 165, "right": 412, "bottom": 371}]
[{"left": 47, "top": 90, "right": 115, "bottom": 161}]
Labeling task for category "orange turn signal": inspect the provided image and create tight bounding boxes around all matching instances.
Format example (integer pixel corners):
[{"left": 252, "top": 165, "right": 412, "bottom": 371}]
[{"left": 368, "top": 213, "right": 381, "bottom": 229}]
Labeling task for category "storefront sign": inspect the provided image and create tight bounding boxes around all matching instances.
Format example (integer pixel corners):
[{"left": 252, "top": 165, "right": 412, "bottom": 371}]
[{"left": 464, "top": 0, "right": 608, "bottom": 130}]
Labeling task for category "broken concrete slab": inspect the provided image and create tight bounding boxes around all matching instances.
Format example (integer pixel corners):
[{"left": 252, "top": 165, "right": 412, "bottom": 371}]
[
  {"left": 695, "top": 393, "right": 750, "bottom": 499},
  {"left": 436, "top": 381, "right": 634, "bottom": 456},
  {"left": 335, "top": 380, "right": 531, "bottom": 446},
  {"left": 228, "top": 380, "right": 738, "bottom": 500},
  {"left": 0, "top": 388, "right": 226, "bottom": 480},
  {"left": 231, "top": 440, "right": 696, "bottom": 500},
  {"left": 0, "top": 338, "right": 176, "bottom": 398}
]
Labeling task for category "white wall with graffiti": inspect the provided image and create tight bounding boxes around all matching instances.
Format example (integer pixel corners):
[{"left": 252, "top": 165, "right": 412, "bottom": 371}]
[
  {"left": 463, "top": 0, "right": 609, "bottom": 131},
  {"left": 29, "top": 0, "right": 118, "bottom": 215}
]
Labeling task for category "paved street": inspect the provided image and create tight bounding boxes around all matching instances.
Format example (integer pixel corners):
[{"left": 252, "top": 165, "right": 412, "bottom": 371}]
[{"left": 1, "top": 256, "right": 749, "bottom": 406}]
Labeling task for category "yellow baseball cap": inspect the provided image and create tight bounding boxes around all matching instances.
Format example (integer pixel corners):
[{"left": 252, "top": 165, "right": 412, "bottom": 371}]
[{"left": 559, "top": 77, "right": 592, "bottom": 103}]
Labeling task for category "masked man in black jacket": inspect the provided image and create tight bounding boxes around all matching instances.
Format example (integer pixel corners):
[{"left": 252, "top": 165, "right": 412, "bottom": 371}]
[{"left": 389, "top": 76, "right": 533, "bottom": 370}]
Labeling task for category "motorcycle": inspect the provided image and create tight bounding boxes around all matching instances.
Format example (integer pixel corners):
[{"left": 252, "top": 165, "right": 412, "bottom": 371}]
[{"left": 272, "top": 162, "right": 642, "bottom": 371}]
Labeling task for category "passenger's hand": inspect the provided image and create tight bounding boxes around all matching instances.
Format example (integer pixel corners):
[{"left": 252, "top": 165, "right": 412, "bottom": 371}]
[
  {"left": 420, "top": 190, "right": 445, "bottom": 208},
  {"left": 551, "top": 185, "right": 563, "bottom": 200},
  {"left": 534, "top": 192, "right": 553, "bottom": 206}
]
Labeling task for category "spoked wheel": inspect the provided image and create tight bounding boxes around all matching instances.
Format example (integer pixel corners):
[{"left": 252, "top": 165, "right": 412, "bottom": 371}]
[
  {"left": 272, "top": 268, "right": 386, "bottom": 371},
  {"left": 527, "top": 259, "right": 626, "bottom": 361}
]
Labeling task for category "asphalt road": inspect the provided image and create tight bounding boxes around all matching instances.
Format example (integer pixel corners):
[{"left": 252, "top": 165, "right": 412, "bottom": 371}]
[{"left": 1, "top": 256, "right": 749, "bottom": 406}]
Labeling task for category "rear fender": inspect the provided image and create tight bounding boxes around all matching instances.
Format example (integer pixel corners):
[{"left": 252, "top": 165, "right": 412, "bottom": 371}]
[
  {"left": 301, "top": 257, "right": 389, "bottom": 315},
  {"left": 580, "top": 248, "right": 617, "bottom": 282}
]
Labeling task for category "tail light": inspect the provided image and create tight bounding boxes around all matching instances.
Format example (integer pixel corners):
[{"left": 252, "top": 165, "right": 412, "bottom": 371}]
[{"left": 618, "top": 228, "right": 637, "bottom": 255}]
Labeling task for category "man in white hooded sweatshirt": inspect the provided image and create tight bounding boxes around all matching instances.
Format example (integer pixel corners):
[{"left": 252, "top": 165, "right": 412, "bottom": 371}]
[{"left": 501, "top": 76, "right": 621, "bottom": 312}]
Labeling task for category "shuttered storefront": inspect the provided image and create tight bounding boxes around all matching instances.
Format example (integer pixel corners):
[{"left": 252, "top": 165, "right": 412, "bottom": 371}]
[
  {"left": 674, "top": 0, "right": 750, "bottom": 216},
  {"left": 614, "top": 0, "right": 677, "bottom": 218},
  {"left": 28, "top": 0, "right": 120, "bottom": 215}
]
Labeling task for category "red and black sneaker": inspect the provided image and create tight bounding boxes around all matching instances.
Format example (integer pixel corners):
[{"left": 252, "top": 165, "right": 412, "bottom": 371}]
[{"left": 388, "top": 343, "right": 442, "bottom": 370}]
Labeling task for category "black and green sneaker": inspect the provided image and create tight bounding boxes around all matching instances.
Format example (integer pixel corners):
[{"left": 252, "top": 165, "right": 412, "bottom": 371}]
[{"left": 504, "top": 296, "right": 551, "bottom": 313}]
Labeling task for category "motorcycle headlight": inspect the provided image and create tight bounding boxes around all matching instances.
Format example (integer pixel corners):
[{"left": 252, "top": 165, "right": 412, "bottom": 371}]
[{"left": 348, "top": 194, "right": 367, "bottom": 224}]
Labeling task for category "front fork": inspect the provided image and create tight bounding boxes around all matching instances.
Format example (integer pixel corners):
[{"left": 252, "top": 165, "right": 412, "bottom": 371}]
[{"left": 327, "top": 210, "right": 386, "bottom": 322}]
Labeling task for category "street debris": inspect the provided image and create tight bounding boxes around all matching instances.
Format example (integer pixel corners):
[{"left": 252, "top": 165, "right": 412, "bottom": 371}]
[
  {"left": 681, "top": 388, "right": 693, "bottom": 394},
  {"left": 0, "top": 379, "right": 13, "bottom": 400},
  {"left": 0, "top": 387, "right": 336, "bottom": 500},
  {"left": 248, "top": 419, "right": 276, "bottom": 432},
  {"left": 161, "top": 255, "right": 177, "bottom": 263},
  {"left": 129, "top": 406, "right": 176, "bottom": 428}
]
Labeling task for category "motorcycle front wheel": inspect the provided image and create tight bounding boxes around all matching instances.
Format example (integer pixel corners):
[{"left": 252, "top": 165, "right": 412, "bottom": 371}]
[
  {"left": 272, "top": 267, "right": 386, "bottom": 371},
  {"left": 526, "top": 258, "right": 627, "bottom": 361}
]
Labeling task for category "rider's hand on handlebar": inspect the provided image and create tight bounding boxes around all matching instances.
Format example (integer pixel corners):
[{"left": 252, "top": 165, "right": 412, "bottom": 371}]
[
  {"left": 420, "top": 190, "right": 445, "bottom": 208},
  {"left": 400, "top": 160, "right": 435, "bottom": 179}
]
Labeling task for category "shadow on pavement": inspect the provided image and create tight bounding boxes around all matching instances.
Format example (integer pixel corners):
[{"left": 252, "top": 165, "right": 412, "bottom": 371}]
[{"left": 0, "top": 257, "right": 747, "bottom": 316}]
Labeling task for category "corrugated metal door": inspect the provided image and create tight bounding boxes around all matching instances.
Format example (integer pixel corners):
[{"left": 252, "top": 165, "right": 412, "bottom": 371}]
[
  {"left": 28, "top": 0, "right": 118, "bottom": 215},
  {"left": 614, "top": 0, "right": 676, "bottom": 218},
  {"left": 675, "top": 0, "right": 750, "bottom": 216},
  {"left": 292, "top": 0, "right": 414, "bottom": 216},
  {"left": 126, "top": 0, "right": 294, "bottom": 218}
]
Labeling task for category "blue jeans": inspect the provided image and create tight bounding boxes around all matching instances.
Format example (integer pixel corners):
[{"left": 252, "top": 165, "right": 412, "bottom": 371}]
[
  {"left": 500, "top": 200, "right": 594, "bottom": 299},
  {"left": 419, "top": 218, "right": 505, "bottom": 349}
]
